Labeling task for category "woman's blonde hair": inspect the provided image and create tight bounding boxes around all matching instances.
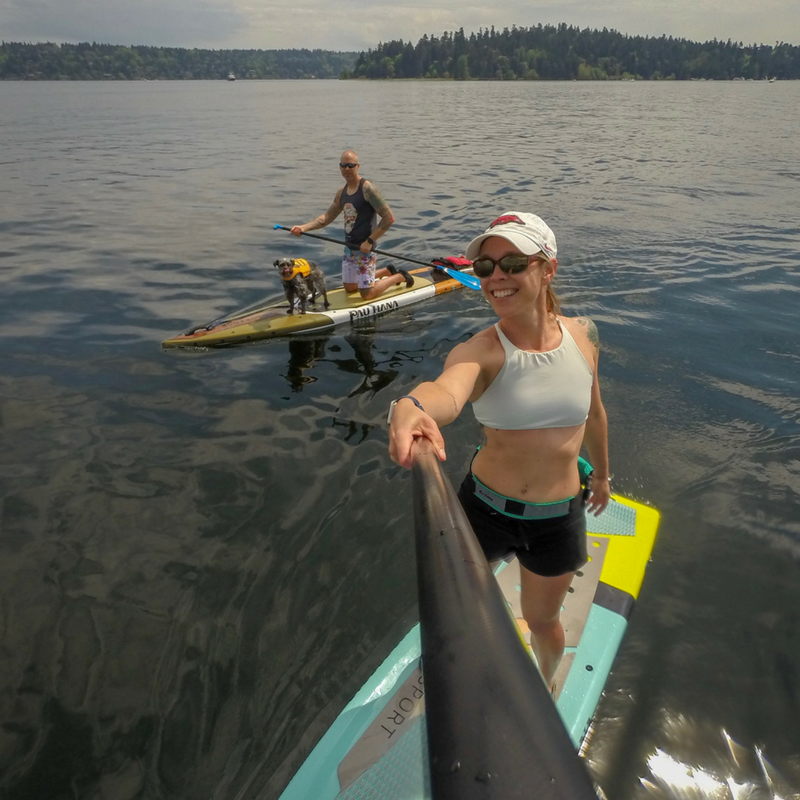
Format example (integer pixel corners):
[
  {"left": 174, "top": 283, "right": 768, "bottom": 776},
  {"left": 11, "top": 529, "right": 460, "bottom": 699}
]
[
  {"left": 546, "top": 284, "right": 561, "bottom": 315},
  {"left": 533, "top": 255, "right": 561, "bottom": 315}
]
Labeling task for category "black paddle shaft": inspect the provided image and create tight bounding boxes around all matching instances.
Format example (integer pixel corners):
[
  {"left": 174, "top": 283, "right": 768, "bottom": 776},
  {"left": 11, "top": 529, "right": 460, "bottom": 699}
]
[
  {"left": 273, "top": 225, "right": 435, "bottom": 269},
  {"left": 411, "top": 445, "right": 598, "bottom": 800}
]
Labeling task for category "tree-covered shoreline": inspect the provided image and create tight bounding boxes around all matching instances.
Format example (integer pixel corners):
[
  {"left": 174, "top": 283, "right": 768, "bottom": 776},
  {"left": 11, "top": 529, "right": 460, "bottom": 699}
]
[
  {"left": 348, "top": 25, "right": 800, "bottom": 81},
  {"left": 0, "top": 42, "right": 358, "bottom": 81},
  {"left": 2, "top": 25, "right": 799, "bottom": 82}
]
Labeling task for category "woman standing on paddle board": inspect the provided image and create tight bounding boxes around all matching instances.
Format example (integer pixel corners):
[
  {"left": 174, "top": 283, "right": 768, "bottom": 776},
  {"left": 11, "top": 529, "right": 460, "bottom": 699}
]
[{"left": 388, "top": 211, "right": 610, "bottom": 689}]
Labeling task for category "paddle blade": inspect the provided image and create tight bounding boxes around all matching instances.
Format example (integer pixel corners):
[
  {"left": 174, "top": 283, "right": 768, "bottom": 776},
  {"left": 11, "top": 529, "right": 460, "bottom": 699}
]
[
  {"left": 438, "top": 265, "right": 481, "bottom": 290},
  {"left": 411, "top": 449, "right": 598, "bottom": 800}
]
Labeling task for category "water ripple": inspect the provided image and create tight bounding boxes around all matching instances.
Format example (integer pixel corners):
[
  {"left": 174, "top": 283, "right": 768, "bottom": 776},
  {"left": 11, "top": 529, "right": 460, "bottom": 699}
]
[{"left": 2, "top": 79, "right": 800, "bottom": 800}]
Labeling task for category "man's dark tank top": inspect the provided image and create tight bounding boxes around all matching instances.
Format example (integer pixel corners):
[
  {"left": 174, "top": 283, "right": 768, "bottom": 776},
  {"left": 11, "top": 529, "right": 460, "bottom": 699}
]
[{"left": 340, "top": 178, "right": 376, "bottom": 249}]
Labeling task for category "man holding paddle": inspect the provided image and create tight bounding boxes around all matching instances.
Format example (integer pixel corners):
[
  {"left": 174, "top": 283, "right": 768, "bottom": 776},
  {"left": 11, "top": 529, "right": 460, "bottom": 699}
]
[{"left": 290, "top": 150, "right": 413, "bottom": 300}]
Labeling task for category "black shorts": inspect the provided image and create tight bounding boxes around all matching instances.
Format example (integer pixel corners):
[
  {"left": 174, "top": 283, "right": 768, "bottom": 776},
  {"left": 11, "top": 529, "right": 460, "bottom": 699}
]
[{"left": 457, "top": 473, "right": 589, "bottom": 578}]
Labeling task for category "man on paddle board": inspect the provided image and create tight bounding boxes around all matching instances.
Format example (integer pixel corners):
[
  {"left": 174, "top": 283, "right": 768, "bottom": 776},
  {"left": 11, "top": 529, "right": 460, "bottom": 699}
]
[
  {"left": 290, "top": 150, "right": 412, "bottom": 300},
  {"left": 388, "top": 211, "right": 610, "bottom": 691}
]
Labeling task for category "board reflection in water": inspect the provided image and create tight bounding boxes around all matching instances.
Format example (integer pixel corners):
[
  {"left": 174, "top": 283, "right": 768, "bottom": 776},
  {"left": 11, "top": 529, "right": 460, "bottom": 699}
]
[{"left": 284, "top": 332, "right": 399, "bottom": 397}]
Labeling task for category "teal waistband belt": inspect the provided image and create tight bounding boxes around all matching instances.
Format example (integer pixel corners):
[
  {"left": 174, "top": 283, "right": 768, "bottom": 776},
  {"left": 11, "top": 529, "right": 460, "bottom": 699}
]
[{"left": 472, "top": 474, "right": 577, "bottom": 520}]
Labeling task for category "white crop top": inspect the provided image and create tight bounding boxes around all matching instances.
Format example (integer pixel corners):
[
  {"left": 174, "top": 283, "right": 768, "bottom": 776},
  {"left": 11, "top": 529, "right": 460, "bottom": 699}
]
[{"left": 472, "top": 321, "right": 594, "bottom": 430}]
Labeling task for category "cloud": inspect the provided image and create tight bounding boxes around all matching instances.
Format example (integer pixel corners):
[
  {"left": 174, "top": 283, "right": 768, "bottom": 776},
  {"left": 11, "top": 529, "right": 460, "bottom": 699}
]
[
  {"left": 2, "top": 0, "right": 249, "bottom": 47},
  {"left": 1, "top": 0, "right": 797, "bottom": 51}
]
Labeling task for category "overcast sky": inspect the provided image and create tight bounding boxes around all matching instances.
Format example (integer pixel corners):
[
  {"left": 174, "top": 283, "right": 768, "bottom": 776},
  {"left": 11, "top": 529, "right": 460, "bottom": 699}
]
[{"left": 2, "top": 0, "right": 798, "bottom": 51}]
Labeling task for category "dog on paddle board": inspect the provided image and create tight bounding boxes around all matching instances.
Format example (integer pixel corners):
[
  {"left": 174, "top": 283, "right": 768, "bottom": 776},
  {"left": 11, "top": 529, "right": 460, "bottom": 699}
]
[{"left": 274, "top": 258, "right": 330, "bottom": 315}]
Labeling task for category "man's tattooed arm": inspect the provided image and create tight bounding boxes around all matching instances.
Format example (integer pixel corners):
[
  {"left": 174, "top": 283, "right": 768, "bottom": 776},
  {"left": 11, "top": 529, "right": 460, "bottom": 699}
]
[{"left": 364, "top": 181, "right": 395, "bottom": 234}]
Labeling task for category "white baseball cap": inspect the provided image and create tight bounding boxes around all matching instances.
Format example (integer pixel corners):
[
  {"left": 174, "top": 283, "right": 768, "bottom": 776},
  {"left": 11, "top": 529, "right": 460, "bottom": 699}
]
[{"left": 465, "top": 212, "right": 557, "bottom": 261}]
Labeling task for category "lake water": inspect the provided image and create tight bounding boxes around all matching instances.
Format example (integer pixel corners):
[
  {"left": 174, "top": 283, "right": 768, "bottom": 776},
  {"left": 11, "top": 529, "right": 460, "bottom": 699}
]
[{"left": 1, "top": 78, "right": 799, "bottom": 800}]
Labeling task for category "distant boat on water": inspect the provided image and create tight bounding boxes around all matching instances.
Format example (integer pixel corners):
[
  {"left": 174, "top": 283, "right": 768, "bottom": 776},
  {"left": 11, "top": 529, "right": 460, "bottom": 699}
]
[
  {"left": 227, "top": 72, "right": 236, "bottom": 81},
  {"left": 768, "top": 77, "right": 776, "bottom": 82}
]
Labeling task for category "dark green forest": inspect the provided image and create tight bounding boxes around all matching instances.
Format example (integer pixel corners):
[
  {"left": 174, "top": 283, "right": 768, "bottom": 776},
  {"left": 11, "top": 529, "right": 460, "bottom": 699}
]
[
  {"left": 2, "top": 25, "right": 799, "bottom": 82},
  {"left": 0, "top": 42, "right": 358, "bottom": 80},
  {"left": 349, "top": 24, "right": 800, "bottom": 80}
]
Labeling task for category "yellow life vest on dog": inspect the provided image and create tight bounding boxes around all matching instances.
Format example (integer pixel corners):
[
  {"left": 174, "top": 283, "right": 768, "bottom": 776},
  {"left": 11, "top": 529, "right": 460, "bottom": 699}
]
[{"left": 281, "top": 259, "right": 312, "bottom": 281}]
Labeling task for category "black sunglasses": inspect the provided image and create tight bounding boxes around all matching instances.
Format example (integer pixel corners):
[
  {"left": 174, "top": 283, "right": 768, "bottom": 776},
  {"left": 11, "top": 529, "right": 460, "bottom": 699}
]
[
  {"left": 472, "top": 253, "right": 535, "bottom": 278},
  {"left": 339, "top": 162, "right": 358, "bottom": 168}
]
